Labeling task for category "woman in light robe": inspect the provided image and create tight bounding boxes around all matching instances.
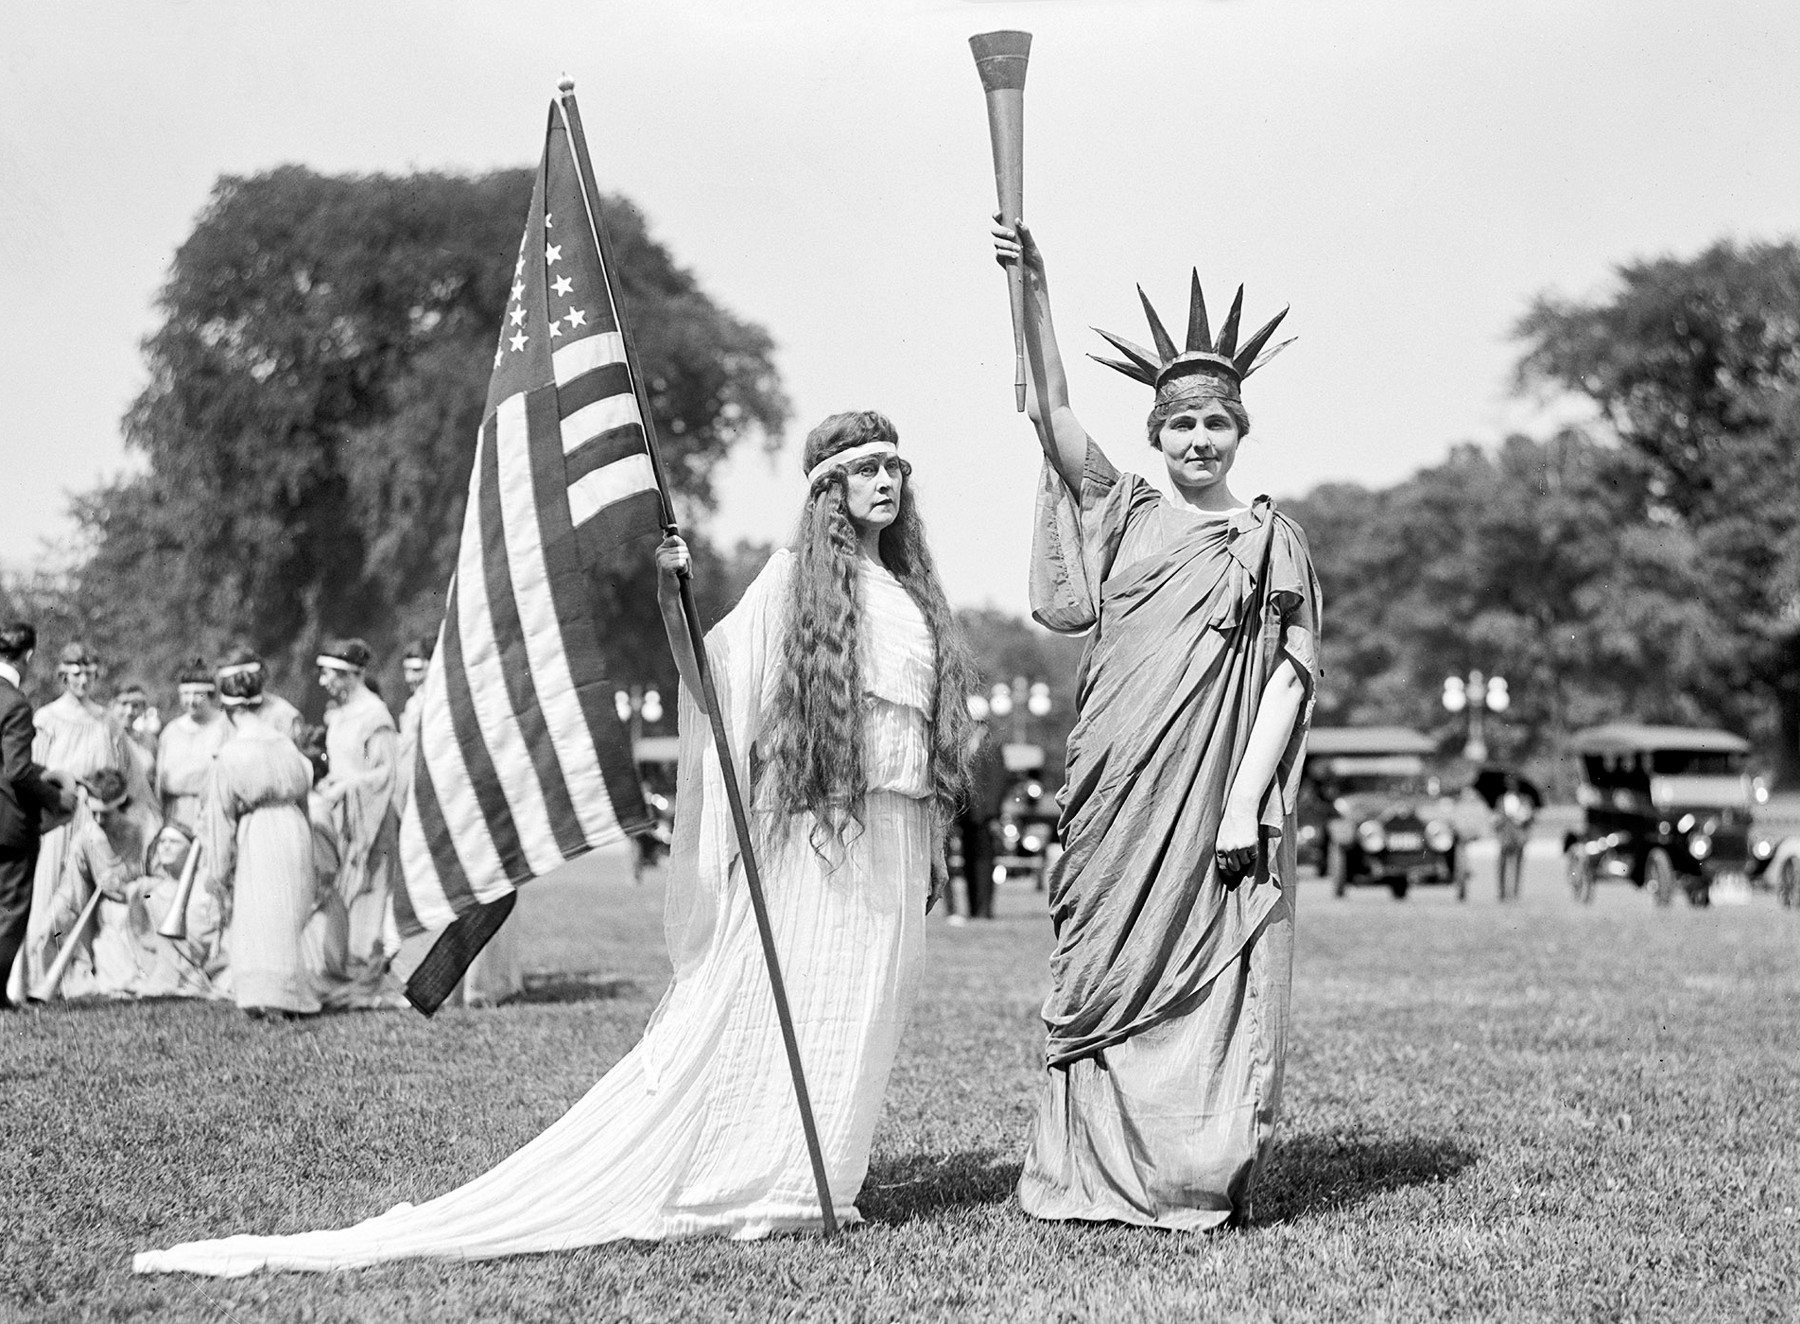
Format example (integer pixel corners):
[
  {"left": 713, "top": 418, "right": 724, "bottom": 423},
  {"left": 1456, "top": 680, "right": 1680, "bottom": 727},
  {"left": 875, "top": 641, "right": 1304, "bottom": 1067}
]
[
  {"left": 197, "top": 665, "right": 321, "bottom": 1017},
  {"left": 156, "top": 660, "right": 229, "bottom": 830},
  {"left": 993, "top": 220, "right": 1321, "bottom": 1230},
  {"left": 8, "top": 641, "right": 132, "bottom": 1003},
  {"left": 315, "top": 639, "right": 398, "bottom": 977},
  {"left": 135, "top": 821, "right": 221, "bottom": 997},
  {"left": 108, "top": 682, "right": 161, "bottom": 822},
  {"left": 136, "top": 408, "right": 976, "bottom": 1275},
  {"left": 39, "top": 769, "right": 152, "bottom": 998}
]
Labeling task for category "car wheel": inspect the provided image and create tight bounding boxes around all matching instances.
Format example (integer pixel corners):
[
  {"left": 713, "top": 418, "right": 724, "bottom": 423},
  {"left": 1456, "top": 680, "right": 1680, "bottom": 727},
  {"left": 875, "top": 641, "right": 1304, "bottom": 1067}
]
[
  {"left": 1780, "top": 858, "right": 1799, "bottom": 909},
  {"left": 1389, "top": 878, "right": 1410, "bottom": 900},
  {"left": 1646, "top": 848, "right": 1677, "bottom": 907},
  {"left": 1331, "top": 846, "right": 1349, "bottom": 899}
]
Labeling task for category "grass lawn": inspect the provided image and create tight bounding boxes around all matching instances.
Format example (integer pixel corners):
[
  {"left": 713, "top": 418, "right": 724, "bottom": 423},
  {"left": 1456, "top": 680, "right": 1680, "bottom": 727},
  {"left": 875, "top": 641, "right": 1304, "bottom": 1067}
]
[{"left": 3, "top": 844, "right": 1797, "bottom": 1322}]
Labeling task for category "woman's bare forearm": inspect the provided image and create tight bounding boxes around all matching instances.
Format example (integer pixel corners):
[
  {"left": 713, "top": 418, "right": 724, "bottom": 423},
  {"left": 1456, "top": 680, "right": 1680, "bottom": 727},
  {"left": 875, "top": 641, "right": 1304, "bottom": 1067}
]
[
  {"left": 659, "top": 587, "right": 707, "bottom": 715},
  {"left": 1225, "top": 659, "right": 1308, "bottom": 824}
]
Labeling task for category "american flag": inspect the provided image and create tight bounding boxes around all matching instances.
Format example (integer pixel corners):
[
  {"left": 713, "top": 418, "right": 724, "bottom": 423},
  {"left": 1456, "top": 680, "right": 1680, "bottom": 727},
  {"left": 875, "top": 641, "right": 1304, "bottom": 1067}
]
[{"left": 395, "top": 96, "right": 663, "bottom": 1013}]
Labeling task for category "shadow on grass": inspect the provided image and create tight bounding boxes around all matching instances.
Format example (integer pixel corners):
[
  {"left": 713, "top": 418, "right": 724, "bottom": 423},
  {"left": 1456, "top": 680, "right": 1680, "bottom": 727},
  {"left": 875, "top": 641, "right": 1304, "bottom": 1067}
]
[
  {"left": 1256, "top": 1131, "right": 1478, "bottom": 1224},
  {"left": 516, "top": 972, "right": 642, "bottom": 1005},
  {"left": 859, "top": 1149, "right": 1022, "bottom": 1225}
]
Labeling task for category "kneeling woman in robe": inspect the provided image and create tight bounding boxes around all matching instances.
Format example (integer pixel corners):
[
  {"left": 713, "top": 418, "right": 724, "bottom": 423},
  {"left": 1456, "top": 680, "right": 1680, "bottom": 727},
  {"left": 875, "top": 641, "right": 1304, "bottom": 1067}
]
[
  {"left": 993, "top": 219, "right": 1321, "bottom": 1231},
  {"left": 135, "top": 409, "right": 975, "bottom": 1275},
  {"left": 199, "top": 667, "right": 321, "bottom": 1018}
]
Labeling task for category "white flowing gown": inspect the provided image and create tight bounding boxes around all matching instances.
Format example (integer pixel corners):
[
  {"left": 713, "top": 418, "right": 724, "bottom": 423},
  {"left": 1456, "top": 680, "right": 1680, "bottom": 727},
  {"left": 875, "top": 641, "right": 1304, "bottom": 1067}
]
[{"left": 135, "top": 550, "right": 937, "bottom": 1275}]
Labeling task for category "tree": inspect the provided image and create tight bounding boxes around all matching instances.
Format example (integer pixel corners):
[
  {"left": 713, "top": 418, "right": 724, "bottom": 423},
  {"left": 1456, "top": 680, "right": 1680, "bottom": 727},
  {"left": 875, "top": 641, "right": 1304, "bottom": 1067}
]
[
  {"left": 1286, "top": 431, "right": 1724, "bottom": 783},
  {"left": 67, "top": 166, "right": 788, "bottom": 704},
  {"left": 1516, "top": 240, "right": 1800, "bottom": 774}
]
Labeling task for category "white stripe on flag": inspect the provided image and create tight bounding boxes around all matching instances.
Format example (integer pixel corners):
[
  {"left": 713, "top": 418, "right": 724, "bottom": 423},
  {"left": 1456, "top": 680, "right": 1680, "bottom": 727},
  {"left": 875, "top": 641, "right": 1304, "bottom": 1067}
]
[
  {"left": 494, "top": 393, "right": 623, "bottom": 846},
  {"left": 417, "top": 479, "right": 507, "bottom": 901},
  {"left": 567, "top": 453, "right": 658, "bottom": 529},
  {"left": 560, "top": 392, "right": 642, "bottom": 455},
  {"left": 552, "top": 332, "right": 627, "bottom": 386},
  {"left": 448, "top": 450, "right": 568, "bottom": 883}
]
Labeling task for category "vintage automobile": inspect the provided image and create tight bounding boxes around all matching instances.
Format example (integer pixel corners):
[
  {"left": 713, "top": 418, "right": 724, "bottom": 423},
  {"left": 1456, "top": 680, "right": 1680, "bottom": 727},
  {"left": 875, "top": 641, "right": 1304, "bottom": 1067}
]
[
  {"left": 992, "top": 773, "right": 1061, "bottom": 888},
  {"left": 1562, "top": 724, "right": 1754, "bottom": 907},
  {"left": 1303, "top": 726, "right": 1467, "bottom": 900}
]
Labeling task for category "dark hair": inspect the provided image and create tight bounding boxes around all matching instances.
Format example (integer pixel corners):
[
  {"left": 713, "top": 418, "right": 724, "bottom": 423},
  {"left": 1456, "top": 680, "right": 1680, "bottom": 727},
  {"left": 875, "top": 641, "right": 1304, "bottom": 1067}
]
[
  {"left": 760, "top": 411, "right": 976, "bottom": 857},
  {"left": 82, "top": 767, "right": 129, "bottom": 805},
  {"left": 58, "top": 640, "right": 99, "bottom": 667},
  {"left": 1145, "top": 396, "right": 1251, "bottom": 448},
  {"left": 402, "top": 636, "right": 434, "bottom": 663},
  {"left": 218, "top": 667, "right": 266, "bottom": 708},
  {"left": 321, "top": 638, "right": 373, "bottom": 670},
  {"left": 0, "top": 622, "right": 37, "bottom": 664},
  {"left": 176, "top": 657, "right": 215, "bottom": 687},
  {"left": 113, "top": 681, "right": 148, "bottom": 700},
  {"left": 220, "top": 643, "right": 263, "bottom": 669}
]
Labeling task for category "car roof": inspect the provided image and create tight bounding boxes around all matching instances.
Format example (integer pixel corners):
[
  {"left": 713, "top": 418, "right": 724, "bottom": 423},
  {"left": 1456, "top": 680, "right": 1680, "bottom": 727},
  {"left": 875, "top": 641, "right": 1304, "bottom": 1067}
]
[
  {"left": 1305, "top": 726, "right": 1438, "bottom": 756},
  {"left": 1566, "top": 723, "right": 1749, "bottom": 755}
]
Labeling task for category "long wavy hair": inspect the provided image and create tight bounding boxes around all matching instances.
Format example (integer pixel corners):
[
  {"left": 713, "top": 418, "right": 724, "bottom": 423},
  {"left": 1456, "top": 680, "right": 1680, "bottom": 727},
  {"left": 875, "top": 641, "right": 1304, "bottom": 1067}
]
[{"left": 759, "top": 411, "right": 977, "bottom": 860}]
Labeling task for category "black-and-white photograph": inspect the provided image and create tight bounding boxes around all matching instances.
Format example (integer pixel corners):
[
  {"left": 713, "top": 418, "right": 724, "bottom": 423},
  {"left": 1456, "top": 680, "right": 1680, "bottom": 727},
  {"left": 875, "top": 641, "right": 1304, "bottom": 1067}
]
[{"left": 3, "top": 2, "right": 1797, "bottom": 1319}]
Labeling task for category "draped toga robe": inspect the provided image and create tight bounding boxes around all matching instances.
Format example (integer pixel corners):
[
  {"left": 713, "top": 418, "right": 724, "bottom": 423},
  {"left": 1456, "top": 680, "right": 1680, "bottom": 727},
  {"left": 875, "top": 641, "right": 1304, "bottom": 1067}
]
[{"left": 1018, "top": 444, "right": 1321, "bottom": 1231}]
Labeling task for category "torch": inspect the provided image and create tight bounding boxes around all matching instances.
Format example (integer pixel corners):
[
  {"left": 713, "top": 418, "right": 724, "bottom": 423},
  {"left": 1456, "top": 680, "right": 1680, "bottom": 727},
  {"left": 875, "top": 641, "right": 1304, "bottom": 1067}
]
[{"left": 969, "top": 29, "right": 1033, "bottom": 411}]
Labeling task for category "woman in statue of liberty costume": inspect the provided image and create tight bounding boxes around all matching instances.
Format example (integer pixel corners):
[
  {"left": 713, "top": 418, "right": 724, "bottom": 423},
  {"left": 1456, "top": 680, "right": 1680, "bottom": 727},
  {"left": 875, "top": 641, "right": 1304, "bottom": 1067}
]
[{"left": 993, "top": 217, "right": 1322, "bottom": 1230}]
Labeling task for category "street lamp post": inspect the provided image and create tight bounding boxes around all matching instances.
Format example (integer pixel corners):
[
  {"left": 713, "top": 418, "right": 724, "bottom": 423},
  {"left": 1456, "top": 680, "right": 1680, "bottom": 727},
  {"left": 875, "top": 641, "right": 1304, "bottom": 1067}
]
[
  {"left": 970, "top": 675, "right": 1052, "bottom": 745},
  {"left": 1441, "top": 669, "right": 1510, "bottom": 763},
  {"left": 613, "top": 684, "right": 664, "bottom": 759}
]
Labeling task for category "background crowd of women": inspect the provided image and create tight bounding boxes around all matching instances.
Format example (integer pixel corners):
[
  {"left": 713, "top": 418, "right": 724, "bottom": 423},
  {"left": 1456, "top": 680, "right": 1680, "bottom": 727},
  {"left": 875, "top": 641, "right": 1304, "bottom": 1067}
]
[{"left": 5, "top": 634, "right": 519, "bottom": 1016}]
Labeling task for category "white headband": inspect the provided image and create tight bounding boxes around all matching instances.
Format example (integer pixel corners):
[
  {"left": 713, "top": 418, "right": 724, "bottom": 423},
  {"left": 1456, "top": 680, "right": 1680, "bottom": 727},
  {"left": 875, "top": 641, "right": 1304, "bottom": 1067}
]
[
  {"left": 806, "top": 440, "right": 900, "bottom": 486},
  {"left": 217, "top": 662, "right": 262, "bottom": 679},
  {"left": 315, "top": 655, "right": 361, "bottom": 673}
]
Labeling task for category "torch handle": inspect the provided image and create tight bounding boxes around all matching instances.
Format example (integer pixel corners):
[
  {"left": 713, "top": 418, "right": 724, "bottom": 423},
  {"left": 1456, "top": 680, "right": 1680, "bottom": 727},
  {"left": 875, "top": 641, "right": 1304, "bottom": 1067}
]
[{"left": 970, "top": 31, "right": 1032, "bottom": 411}]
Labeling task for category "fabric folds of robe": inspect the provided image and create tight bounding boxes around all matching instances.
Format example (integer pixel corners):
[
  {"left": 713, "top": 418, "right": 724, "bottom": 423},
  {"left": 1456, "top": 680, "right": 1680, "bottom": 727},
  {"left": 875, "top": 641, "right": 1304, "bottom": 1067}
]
[
  {"left": 135, "top": 548, "right": 938, "bottom": 1275},
  {"left": 1019, "top": 443, "right": 1321, "bottom": 1231},
  {"left": 201, "top": 719, "right": 321, "bottom": 1014}
]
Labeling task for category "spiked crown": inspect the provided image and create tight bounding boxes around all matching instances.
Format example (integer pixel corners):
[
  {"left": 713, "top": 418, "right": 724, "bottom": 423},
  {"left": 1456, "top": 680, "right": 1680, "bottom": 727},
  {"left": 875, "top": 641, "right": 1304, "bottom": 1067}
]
[{"left": 1091, "top": 272, "right": 1294, "bottom": 407}]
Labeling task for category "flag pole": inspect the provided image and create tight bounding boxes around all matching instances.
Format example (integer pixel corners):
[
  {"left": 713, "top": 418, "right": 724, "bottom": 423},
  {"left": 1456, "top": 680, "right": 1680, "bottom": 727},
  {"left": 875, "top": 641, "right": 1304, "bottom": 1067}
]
[{"left": 554, "top": 77, "right": 839, "bottom": 1239}]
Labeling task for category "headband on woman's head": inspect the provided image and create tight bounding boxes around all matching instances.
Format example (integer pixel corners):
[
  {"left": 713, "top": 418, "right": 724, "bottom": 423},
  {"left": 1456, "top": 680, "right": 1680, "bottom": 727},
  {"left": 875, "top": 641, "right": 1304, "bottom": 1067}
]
[
  {"left": 806, "top": 440, "right": 902, "bottom": 487},
  {"left": 217, "top": 661, "right": 262, "bottom": 679}
]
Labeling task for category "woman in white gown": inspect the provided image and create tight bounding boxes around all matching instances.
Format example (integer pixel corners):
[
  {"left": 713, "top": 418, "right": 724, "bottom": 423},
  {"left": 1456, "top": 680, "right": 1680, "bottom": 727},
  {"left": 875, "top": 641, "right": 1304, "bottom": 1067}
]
[{"left": 136, "top": 409, "right": 976, "bottom": 1275}]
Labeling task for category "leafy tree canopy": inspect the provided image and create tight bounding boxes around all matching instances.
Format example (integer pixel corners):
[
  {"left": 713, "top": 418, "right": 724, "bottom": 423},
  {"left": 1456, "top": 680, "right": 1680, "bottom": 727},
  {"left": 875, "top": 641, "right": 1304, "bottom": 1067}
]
[{"left": 69, "top": 166, "right": 787, "bottom": 703}]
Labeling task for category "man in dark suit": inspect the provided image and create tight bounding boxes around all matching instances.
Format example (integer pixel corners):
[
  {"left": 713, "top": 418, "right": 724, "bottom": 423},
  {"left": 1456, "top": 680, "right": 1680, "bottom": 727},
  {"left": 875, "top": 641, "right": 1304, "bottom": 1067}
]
[{"left": 1, "top": 623, "right": 76, "bottom": 1008}]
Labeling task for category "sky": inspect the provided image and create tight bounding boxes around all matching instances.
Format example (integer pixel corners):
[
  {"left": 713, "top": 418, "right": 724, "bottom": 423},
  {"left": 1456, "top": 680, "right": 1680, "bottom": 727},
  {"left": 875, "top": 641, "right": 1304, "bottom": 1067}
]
[{"left": 3, "top": 0, "right": 1797, "bottom": 616}]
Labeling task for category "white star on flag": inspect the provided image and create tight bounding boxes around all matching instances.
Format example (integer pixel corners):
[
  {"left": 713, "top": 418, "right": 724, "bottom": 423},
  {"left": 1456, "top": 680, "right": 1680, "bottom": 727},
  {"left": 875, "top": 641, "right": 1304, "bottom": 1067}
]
[
  {"left": 545, "top": 243, "right": 562, "bottom": 264},
  {"left": 552, "top": 275, "right": 573, "bottom": 296},
  {"left": 565, "top": 307, "right": 588, "bottom": 328},
  {"left": 509, "top": 331, "right": 528, "bottom": 351}
]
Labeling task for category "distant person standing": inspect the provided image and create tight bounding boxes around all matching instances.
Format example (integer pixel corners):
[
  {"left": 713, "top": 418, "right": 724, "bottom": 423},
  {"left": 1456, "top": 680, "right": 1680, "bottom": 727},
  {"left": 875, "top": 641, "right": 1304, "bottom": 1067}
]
[
  {"left": 393, "top": 637, "right": 432, "bottom": 808},
  {"left": 108, "top": 681, "right": 160, "bottom": 816},
  {"left": 219, "top": 646, "right": 304, "bottom": 745},
  {"left": 157, "top": 660, "right": 229, "bottom": 830},
  {"left": 202, "top": 665, "right": 324, "bottom": 1017},
  {"left": 316, "top": 639, "right": 399, "bottom": 978},
  {"left": 1495, "top": 777, "right": 1535, "bottom": 902},
  {"left": 956, "top": 720, "right": 1009, "bottom": 921},
  {"left": 1, "top": 624, "right": 77, "bottom": 1008},
  {"left": 13, "top": 641, "right": 129, "bottom": 1001}
]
